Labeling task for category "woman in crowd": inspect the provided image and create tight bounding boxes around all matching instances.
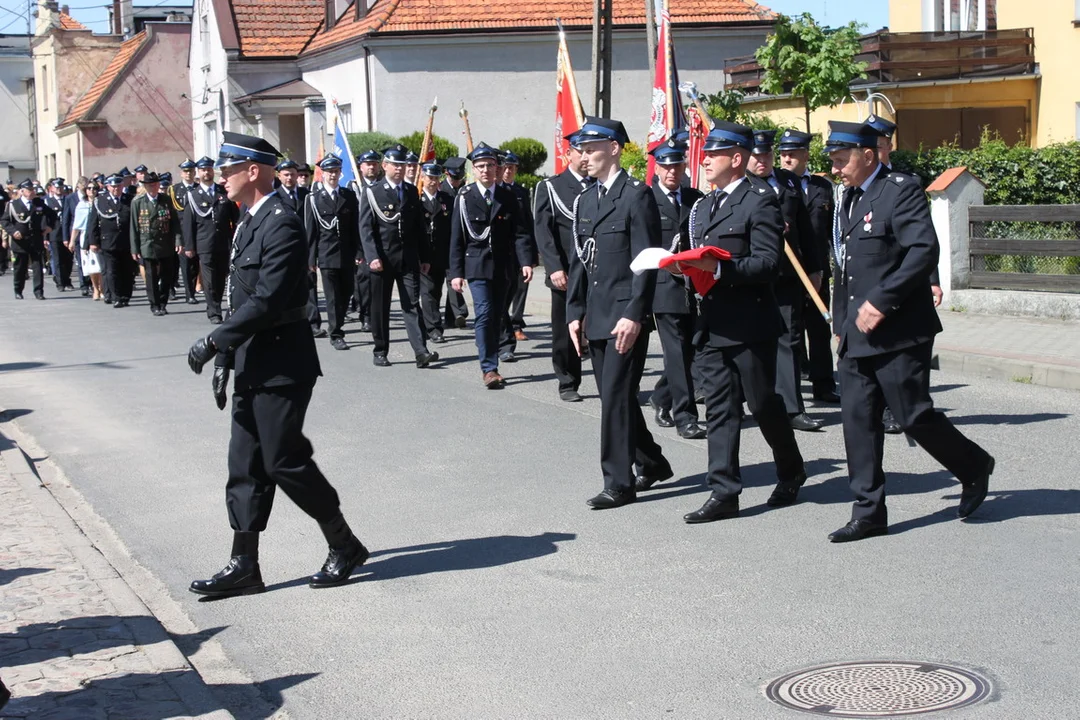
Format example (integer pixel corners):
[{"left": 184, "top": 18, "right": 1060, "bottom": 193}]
[{"left": 70, "top": 179, "right": 104, "bottom": 300}]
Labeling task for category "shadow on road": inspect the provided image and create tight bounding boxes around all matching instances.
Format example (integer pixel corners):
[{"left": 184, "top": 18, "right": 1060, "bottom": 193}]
[
  {"left": 361, "top": 531, "right": 576, "bottom": 580},
  {"left": 0, "top": 362, "right": 48, "bottom": 373},
  {"left": 0, "top": 566, "right": 49, "bottom": 587},
  {"left": 950, "top": 412, "right": 1070, "bottom": 426},
  {"left": 0, "top": 354, "right": 185, "bottom": 374}
]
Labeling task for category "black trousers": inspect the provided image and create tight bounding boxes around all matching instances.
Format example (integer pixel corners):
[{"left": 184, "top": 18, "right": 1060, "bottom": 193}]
[
  {"left": 804, "top": 280, "right": 836, "bottom": 393},
  {"left": 370, "top": 265, "right": 429, "bottom": 357},
  {"left": 509, "top": 271, "right": 529, "bottom": 329},
  {"left": 179, "top": 253, "right": 200, "bottom": 301},
  {"left": 838, "top": 342, "right": 992, "bottom": 524},
  {"left": 498, "top": 266, "right": 520, "bottom": 354},
  {"left": 550, "top": 287, "right": 581, "bottom": 393},
  {"left": 53, "top": 242, "right": 74, "bottom": 288},
  {"left": 320, "top": 267, "right": 349, "bottom": 340},
  {"left": 697, "top": 340, "right": 805, "bottom": 499},
  {"left": 651, "top": 312, "right": 699, "bottom": 427},
  {"left": 226, "top": 383, "right": 341, "bottom": 532},
  {"left": 774, "top": 279, "right": 806, "bottom": 415},
  {"left": 419, "top": 266, "right": 447, "bottom": 334},
  {"left": 102, "top": 249, "right": 133, "bottom": 301},
  {"left": 200, "top": 252, "right": 228, "bottom": 320},
  {"left": 589, "top": 334, "right": 667, "bottom": 493},
  {"left": 353, "top": 261, "right": 371, "bottom": 322},
  {"left": 12, "top": 251, "right": 44, "bottom": 296},
  {"left": 307, "top": 271, "right": 322, "bottom": 329},
  {"left": 444, "top": 279, "right": 469, "bottom": 325},
  {"left": 143, "top": 256, "right": 175, "bottom": 310}
]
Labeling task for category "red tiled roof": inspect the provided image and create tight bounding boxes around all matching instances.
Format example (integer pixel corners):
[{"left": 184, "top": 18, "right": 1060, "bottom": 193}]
[
  {"left": 58, "top": 32, "right": 149, "bottom": 128},
  {"left": 232, "top": 0, "right": 325, "bottom": 57},
  {"left": 301, "top": 0, "right": 773, "bottom": 56},
  {"left": 59, "top": 12, "right": 88, "bottom": 30}
]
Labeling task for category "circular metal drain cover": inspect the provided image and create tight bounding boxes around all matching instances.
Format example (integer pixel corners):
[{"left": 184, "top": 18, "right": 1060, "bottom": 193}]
[{"left": 766, "top": 661, "right": 992, "bottom": 717}]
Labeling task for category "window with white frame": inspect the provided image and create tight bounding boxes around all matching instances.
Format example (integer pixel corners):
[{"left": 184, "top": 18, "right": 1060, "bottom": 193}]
[
  {"left": 338, "top": 104, "right": 353, "bottom": 133},
  {"left": 205, "top": 120, "right": 218, "bottom": 157}
]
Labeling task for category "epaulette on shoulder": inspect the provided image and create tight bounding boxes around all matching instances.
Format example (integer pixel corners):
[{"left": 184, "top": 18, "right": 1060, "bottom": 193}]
[
  {"left": 893, "top": 174, "right": 905, "bottom": 183},
  {"left": 630, "top": 179, "right": 641, "bottom": 187}
]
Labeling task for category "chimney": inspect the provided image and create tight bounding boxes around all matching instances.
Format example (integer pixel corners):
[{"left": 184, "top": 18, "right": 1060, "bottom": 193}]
[
  {"left": 112, "top": 0, "right": 121, "bottom": 34},
  {"left": 61, "top": 4, "right": 69, "bottom": 16},
  {"left": 36, "top": 0, "right": 59, "bottom": 34},
  {"left": 120, "top": 0, "right": 134, "bottom": 37}
]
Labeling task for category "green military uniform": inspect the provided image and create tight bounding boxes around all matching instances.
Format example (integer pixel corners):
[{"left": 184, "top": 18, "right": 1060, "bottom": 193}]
[{"left": 130, "top": 186, "right": 181, "bottom": 315}]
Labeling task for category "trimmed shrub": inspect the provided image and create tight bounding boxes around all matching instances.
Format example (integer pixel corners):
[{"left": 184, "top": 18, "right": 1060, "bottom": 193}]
[
  {"left": 346, "top": 131, "right": 398, "bottom": 158},
  {"left": 515, "top": 173, "right": 543, "bottom": 192},
  {"left": 397, "top": 131, "right": 459, "bottom": 162},
  {"left": 499, "top": 138, "right": 548, "bottom": 175}
]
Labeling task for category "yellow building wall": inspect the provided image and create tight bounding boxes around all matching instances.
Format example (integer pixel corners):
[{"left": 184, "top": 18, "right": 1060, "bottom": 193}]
[{"left": 889, "top": 0, "right": 924, "bottom": 32}]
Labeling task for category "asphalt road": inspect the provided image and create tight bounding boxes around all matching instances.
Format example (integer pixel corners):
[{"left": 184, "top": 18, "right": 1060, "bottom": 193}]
[{"left": 0, "top": 282, "right": 1078, "bottom": 719}]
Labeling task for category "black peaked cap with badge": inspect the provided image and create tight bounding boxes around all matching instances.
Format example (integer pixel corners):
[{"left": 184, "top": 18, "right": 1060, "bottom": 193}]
[
  {"left": 776, "top": 129, "right": 812, "bottom": 151},
  {"left": 215, "top": 131, "right": 281, "bottom": 168}
]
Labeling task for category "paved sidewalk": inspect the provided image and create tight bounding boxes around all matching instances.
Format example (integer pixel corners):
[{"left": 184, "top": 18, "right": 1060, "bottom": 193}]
[{"left": 0, "top": 430, "right": 233, "bottom": 720}]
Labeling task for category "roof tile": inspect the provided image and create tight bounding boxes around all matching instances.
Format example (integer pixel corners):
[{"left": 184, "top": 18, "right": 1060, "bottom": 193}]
[
  {"left": 59, "top": 12, "right": 88, "bottom": 30},
  {"left": 58, "top": 32, "right": 149, "bottom": 128},
  {"left": 232, "top": 0, "right": 326, "bottom": 57}
]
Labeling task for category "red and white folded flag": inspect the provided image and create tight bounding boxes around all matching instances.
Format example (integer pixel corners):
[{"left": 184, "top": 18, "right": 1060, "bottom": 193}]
[{"left": 631, "top": 245, "right": 733, "bottom": 295}]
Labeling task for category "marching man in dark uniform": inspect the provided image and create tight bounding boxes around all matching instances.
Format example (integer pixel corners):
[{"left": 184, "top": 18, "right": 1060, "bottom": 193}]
[
  {"left": 777, "top": 129, "right": 840, "bottom": 405},
  {"left": 647, "top": 140, "right": 705, "bottom": 439},
  {"left": 441, "top": 157, "right": 470, "bottom": 328},
  {"left": 499, "top": 151, "right": 537, "bottom": 352},
  {"left": 671, "top": 121, "right": 808, "bottom": 523},
  {"left": 747, "top": 129, "right": 824, "bottom": 432},
  {"left": 566, "top": 117, "right": 671, "bottom": 509},
  {"left": 184, "top": 157, "right": 240, "bottom": 324},
  {"left": 130, "top": 172, "right": 181, "bottom": 316},
  {"left": 352, "top": 149, "right": 382, "bottom": 331},
  {"left": 1, "top": 179, "right": 55, "bottom": 299},
  {"left": 824, "top": 120, "right": 995, "bottom": 542},
  {"left": 187, "top": 131, "right": 367, "bottom": 597},
  {"left": 448, "top": 142, "right": 533, "bottom": 388},
  {"left": 533, "top": 133, "right": 590, "bottom": 402},
  {"left": 417, "top": 161, "right": 454, "bottom": 344},
  {"left": 275, "top": 159, "right": 319, "bottom": 335},
  {"left": 45, "top": 179, "right": 73, "bottom": 292},
  {"left": 305, "top": 154, "right": 359, "bottom": 351},
  {"left": 170, "top": 159, "right": 201, "bottom": 305},
  {"left": 358, "top": 144, "right": 439, "bottom": 368},
  {"left": 87, "top": 175, "right": 133, "bottom": 307}
]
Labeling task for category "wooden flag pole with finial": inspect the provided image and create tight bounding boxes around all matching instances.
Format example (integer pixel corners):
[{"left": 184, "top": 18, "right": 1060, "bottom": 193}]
[
  {"left": 458, "top": 101, "right": 474, "bottom": 155},
  {"left": 417, "top": 96, "right": 438, "bottom": 195}
]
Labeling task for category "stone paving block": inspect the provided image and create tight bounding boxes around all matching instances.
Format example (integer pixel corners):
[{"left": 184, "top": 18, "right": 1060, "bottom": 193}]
[
  {"left": 70, "top": 640, "right": 139, "bottom": 661},
  {"left": 40, "top": 657, "right": 117, "bottom": 681},
  {"left": 28, "top": 627, "right": 101, "bottom": 651}
]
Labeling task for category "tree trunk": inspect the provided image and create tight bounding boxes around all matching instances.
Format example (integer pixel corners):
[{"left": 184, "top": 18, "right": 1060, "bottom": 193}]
[{"left": 804, "top": 99, "right": 811, "bottom": 133}]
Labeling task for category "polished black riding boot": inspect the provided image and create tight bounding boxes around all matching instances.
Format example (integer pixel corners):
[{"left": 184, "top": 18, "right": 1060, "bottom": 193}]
[
  {"left": 189, "top": 532, "right": 265, "bottom": 598},
  {"left": 310, "top": 514, "right": 369, "bottom": 588}
]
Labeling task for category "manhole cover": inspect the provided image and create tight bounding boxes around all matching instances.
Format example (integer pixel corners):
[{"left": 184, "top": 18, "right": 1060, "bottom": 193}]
[{"left": 765, "top": 661, "right": 992, "bottom": 717}]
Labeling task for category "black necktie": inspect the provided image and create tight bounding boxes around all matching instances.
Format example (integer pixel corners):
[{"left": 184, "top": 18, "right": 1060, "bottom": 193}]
[
  {"left": 709, "top": 190, "right": 727, "bottom": 218},
  {"left": 598, "top": 185, "right": 607, "bottom": 200},
  {"left": 669, "top": 191, "right": 680, "bottom": 213},
  {"left": 843, "top": 187, "right": 862, "bottom": 219}
]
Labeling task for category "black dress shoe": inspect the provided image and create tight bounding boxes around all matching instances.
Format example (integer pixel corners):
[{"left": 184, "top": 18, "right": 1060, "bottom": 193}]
[
  {"left": 430, "top": 331, "right": 446, "bottom": 344},
  {"left": 559, "top": 389, "right": 583, "bottom": 403},
  {"left": 14, "top": 292, "right": 22, "bottom": 300},
  {"left": 34, "top": 293, "right": 45, "bottom": 300},
  {"left": 790, "top": 413, "right": 824, "bottom": 432},
  {"left": 767, "top": 472, "right": 808, "bottom": 507},
  {"left": 677, "top": 422, "right": 706, "bottom": 439},
  {"left": 331, "top": 338, "right": 349, "bottom": 351},
  {"left": 310, "top": 536, "right": 369, "bottom": 588},
  {"left": 587, "top": 488, "right": 636, "bottom": 509},
  {"left": 416, "top": 351, "right": 439, "bottom": 368},
  {"left": 313, "top": 327, "right": 328, "bottom": 338},
  {"left": 103, "top": 295, "right": 113, "bottom": 304},
  {"left": 684, "top": 495, "right": 739, "bottom": 524},
  {"left": 209, "top": 316, "right": 223, "bottom": 325},
  {"left": 454, "top": 316, "right": 467, "bottom": 329},
  {"left": 650, "top": 398, "right": 675, "bottom": 428},
  {"left": 499, "top": 350, "right": 517, "bottom": 363},
  {"left": 634, "top": 464, "right": 675, "bottom": 491},
  {"left": 883, "top": 408, "right": 902, "bottom": 434},
  {"left": 373, "top": 354, "right": 390, "bottom": 366},
  {"left": 189, "top": 555, "right": 265, "bottom": 598},
  {"left": 958, "top": 456, "right": 994, "bottom": 519},
  {"left": 828, "top": 519, "right": 889, "bottom": 543},
  {"left": 187, "top": 297, "right": 200, "bottom": 305},
  {"left": 81, "top": 287, "right": 91, "bottom": 297},
  {"left": 360, "top": 321, "right": 372, "bottom": 333},
  {"left": 813, "top": 389, "right": 841, "bottom": 403}
]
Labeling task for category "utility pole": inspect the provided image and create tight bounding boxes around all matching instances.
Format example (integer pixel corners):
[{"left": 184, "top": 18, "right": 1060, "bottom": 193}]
[
  {"left": 591, "top": 0, "right": 612, "bottom": 117},
  {"left": 645, "top": 0, "right": 657, "bottom": 79}
]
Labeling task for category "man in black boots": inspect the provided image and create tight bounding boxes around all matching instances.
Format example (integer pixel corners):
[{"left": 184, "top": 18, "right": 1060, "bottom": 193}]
[{"left": 187, "top": 131, "right": 367, "bottom": 597}]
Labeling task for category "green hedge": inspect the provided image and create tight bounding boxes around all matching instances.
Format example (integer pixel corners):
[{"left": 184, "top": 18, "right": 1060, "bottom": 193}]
[
  {"left": 398, "top": 131, "right": 459, "bottom": 162},
  {"left": 346, "top": 131, "right": 398, "bottom": 158},
  {"left": 499, "top": 138, "right": 547, "bottom": 175}
]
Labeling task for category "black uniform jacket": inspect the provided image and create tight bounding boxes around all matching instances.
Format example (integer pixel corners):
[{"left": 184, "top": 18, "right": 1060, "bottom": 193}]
[
  {"left": 422, "top": 189, "right": 454, "bottom": 273},
  {"left": 275, "top": 185, "right": 308, "bottom": 221},
  {"left": 305, "top": 184, "right": 359, "bottom": 270},
  {"left": 504, "top": 181, "right": 538, "bottom": 267},
  {"left": 533, "top": 170, "right": 584, "bottom": 288},
  {"left": 440, "top": 179, "right": 464, "bottom": 197},
  {"left": 690, "top": 178, "right": 784, "bottom": 348},
  {"left": 448, "top": 182, "right": 533, "bottom": 281},
  {"left": 749, "top": 168, "right": 820, "bottom": 279},
  {"left": 44, "top": 196, "right": 65, "bottom": 247},
  {"left": 86, "top": 192, "right": 131, "bottom": 253},
  {"left": 210, "top": 194, "right": 322, "bottom": 393},
  {"left": 802, "top": 173, "right": 836, "bottom": 280},
  {"left": 567, "top": 171, "right": 661, "bottom": 341},
  {"left": 2, "top": 196, "right": 56, "bottom": 253},
  {"left": 358, "top": 179, "right": 427, "bottom": 272},
  {"left": 833, "top": 167, "right": 941, "bottom": 359},
  {"left": 650, "top": 182, "right": 702, "bottom": 315},
  {"left": 183, "top": 183, "right": 239, "bottom": 257}
]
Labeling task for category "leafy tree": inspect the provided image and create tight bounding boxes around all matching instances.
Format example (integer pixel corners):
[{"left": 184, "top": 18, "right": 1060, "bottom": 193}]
[
  {"left": 498, "top": 138, "right": 548, "bottom": 175},
  {"left": 755, "top": 13, "right": 867, "bottom": 132},
  {"left": 346, "top": 131, "right": 398, "bottom": 157},
  {"left": 397, "top": 131, "right": 459, "bottom": 162},
  {"left": 621, "top": 141, "right": 647, "bottom": 181}
]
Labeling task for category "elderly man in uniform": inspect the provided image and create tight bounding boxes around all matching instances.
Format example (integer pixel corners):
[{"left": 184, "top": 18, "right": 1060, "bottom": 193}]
[
  {"left": 646, "top": 140, "right": 705, "bottom": 440},
  {"left": 567, "top": 117, "right": 672, "bottom": 509},
  {"left": 672, "top": 121, "right": 809, "bottom": 523},
  {"left": 533, "top": 133, "right": 590, "bottom": 402},
  {"left": 187, "top": 131, "right": 367, "bottom": 597},
  {"left": 358, "top": 144, "right": 439, "bottom": 368},
  {"left": 417, "top": 161, "right": 454, "bottom": 344},
  {"left": 306, "top": 154, "right": 359, "bottom": 350},
  {"left": 777, "top": 129, "right": 840, "bottom": 405},
  {"left": 170, "top": 158, "right": 201, "bottom": 305},
  {"left": 825, "top": 120, "right": 995, "bottom": 542},
  {"left": 184, "top": 157, "right": 240, "bottom": 324},
  {"left": 87, "top": 174, "right": 133, "bottom": 307},
  {"left": 1, "top": 179, "right": 55, "bottom": 299},
  {"left": 449, "top": 142, "right": 534, "bottom": 388},
  {"left": 130, "top": 172, "right": 181, "bottom": 316}
]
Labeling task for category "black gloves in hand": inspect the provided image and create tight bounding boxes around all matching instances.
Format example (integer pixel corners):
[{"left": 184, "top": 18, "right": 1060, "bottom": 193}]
[
  {"left": 212, "top": 366, "right": 230, "bottom": 411},
  {"left": 188, "top": 336, "right": 217, "bottom": 374}
]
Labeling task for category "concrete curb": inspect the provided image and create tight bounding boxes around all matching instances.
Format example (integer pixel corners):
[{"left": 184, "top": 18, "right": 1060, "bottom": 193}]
[
  {"left": 932, "top": 350, "right": 1080, "bottom": 390},
  {"left": 0, "top": 421, "right": 236, "bottom": 720}
]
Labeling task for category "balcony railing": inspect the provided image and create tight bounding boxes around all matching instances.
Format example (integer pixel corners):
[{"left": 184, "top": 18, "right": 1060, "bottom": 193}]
[{"left": 726, "top": 28, "right": 1036, "bottom": 92}]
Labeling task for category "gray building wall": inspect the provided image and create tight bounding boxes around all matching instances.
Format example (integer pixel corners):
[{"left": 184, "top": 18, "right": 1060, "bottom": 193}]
[{"left": 0, "top": 35, "right": 34, "bottom": 180}]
